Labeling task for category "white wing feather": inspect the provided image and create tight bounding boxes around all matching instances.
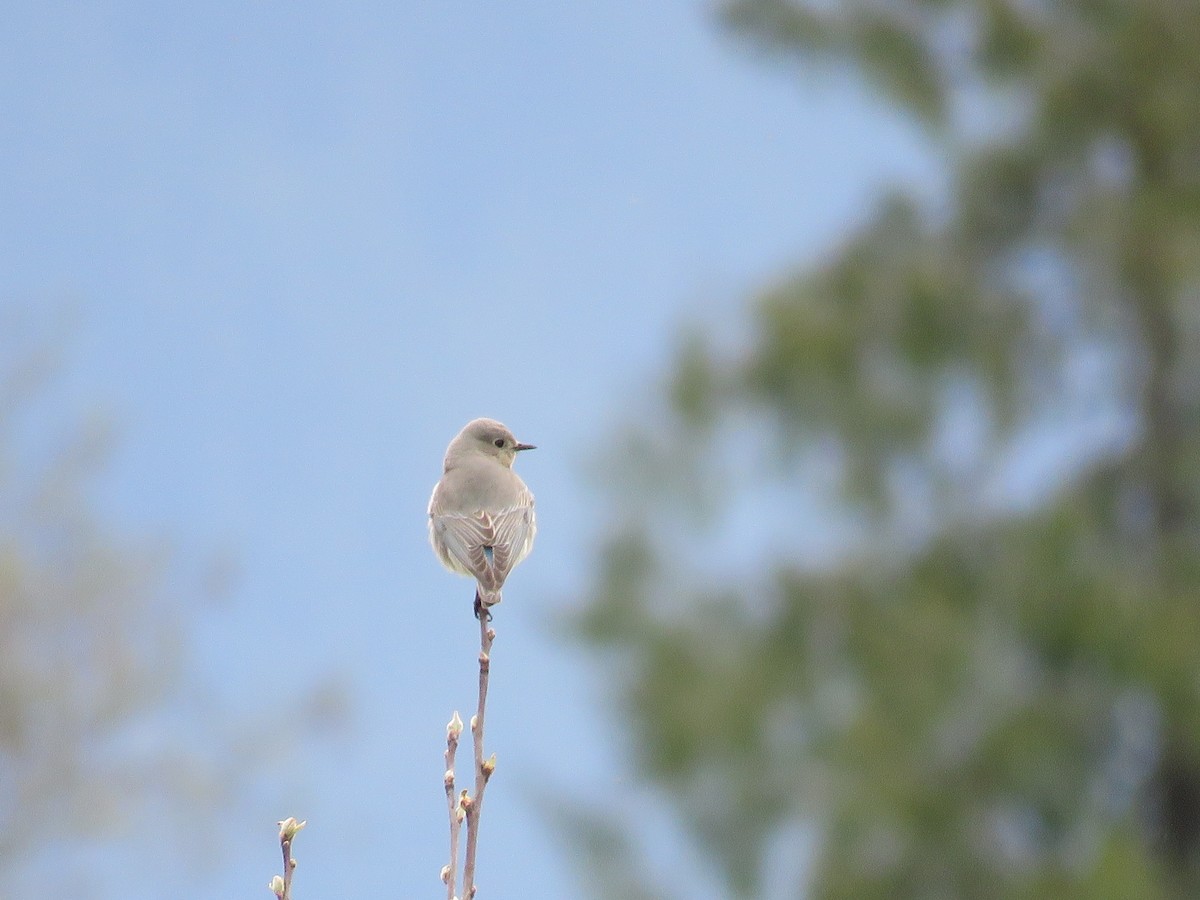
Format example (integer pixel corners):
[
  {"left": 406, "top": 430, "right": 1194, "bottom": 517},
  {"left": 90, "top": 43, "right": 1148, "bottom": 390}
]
[{"left": 430, "top": 486, "right": 536, "bottom": 595}]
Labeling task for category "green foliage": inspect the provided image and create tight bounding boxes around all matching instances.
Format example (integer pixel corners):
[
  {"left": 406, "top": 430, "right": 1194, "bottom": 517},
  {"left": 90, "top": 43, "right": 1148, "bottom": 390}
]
[{"left": 577, "top": 1, "right": 1200, "bottom": 896}]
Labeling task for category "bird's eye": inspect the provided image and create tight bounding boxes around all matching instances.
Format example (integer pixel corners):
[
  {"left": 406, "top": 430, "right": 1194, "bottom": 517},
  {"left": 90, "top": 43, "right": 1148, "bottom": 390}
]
[{"left": 494, "top": 438, "right": 505, "bottom": 448}]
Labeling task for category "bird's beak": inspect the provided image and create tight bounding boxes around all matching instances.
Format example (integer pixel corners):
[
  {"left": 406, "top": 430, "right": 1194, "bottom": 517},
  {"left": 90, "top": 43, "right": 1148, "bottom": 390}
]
[{"left": 515, "top": 442, "right": 537, "bottom": 452}]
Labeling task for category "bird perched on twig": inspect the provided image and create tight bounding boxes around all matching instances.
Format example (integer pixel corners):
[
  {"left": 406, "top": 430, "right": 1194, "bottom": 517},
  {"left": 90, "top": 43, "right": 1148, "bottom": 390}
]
[{"left": 428, "top": 418, "right": 537, "bottom": 618}]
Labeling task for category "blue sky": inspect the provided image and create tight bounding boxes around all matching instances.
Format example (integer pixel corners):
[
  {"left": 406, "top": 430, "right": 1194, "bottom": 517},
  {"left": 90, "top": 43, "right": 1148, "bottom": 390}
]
[{"left": 1, "top": 3, "right": 936, "bottom": 897}]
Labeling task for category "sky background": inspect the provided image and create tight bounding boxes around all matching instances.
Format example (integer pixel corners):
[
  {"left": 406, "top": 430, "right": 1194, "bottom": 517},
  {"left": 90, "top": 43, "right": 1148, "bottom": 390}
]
[{"left": 1, "top": 3, "right": 938, "bottom": 897}]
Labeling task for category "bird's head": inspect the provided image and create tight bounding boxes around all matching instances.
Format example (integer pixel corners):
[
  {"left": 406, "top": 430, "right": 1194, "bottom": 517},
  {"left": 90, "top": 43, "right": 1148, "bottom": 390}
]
[{"left": 447, "top": 418, "right": 536, "bottom": 469}]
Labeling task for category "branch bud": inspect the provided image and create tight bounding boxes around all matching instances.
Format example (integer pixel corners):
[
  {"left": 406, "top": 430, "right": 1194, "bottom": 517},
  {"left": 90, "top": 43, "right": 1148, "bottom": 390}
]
[{"left": 277, "top": 817, "right": 307, "bottom": 841}]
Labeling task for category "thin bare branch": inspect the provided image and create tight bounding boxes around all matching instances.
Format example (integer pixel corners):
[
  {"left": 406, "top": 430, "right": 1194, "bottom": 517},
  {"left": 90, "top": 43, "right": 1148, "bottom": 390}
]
[
  {"left": 462, "top": 614, "right": 496, "bottom": 898},
  {"left": 443, "top": 711, "right": 465, "bottom": 899}
]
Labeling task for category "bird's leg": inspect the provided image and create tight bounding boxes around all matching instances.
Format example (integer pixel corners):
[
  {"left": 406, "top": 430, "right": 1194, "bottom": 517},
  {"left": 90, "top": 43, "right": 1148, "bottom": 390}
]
[{"left": 473, "top": 589, "right": 492, "bottom": 622}]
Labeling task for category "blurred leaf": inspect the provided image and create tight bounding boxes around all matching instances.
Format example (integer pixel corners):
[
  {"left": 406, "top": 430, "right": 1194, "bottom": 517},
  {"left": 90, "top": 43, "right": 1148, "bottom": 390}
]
[
  {"left": 573, "top": 0, "right": 1200, "bottom": 897},
  {"left": 0, "top": 309, "right": 343, "bottom": 894}
]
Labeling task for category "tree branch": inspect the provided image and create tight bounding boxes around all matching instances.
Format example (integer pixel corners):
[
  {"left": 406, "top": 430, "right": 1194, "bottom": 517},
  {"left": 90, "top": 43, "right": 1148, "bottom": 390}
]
[
  {"left": 443, "top": 711, "right": 465, "bottom": 899},
  {"left": 269, "top": 817, "right": 305, "bottom": 900},
  {"left": 462, "top": 613, "right": 496, "bottom": 898}
]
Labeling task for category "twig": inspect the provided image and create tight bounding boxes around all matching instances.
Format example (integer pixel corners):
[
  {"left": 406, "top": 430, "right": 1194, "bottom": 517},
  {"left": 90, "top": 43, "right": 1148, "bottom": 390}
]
[
  {"left": 269, "top": 817, "right": 305, "bottom": 900},
  {"left": 462, "top": 613, "right": 496, "bottom": 898},
  {"left": 442, "top": 711, "right": 465, "bottom": 899}
]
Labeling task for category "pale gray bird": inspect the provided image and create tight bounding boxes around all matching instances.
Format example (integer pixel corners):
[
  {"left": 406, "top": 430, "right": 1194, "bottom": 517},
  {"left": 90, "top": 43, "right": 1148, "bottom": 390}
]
[{"left": 428, "top": 418, "right": 537, "bottom": 618}]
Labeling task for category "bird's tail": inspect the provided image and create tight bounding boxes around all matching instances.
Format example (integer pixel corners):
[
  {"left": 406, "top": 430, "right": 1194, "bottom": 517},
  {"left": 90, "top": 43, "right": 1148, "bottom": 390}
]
[{"left": 474, "top": 586, "right": 502, "bottom": 620}]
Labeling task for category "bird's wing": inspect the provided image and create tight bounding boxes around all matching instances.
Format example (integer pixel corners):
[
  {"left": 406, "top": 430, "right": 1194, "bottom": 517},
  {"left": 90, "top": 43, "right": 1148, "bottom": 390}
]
[
  {"left": 431, "top": 511, "right": 499, "bottom": 589},
  {"left": 487, "top": 488, "right": 537, "bottom": 581},
  {"left": 431, "top": 489, "right": 536, "bottom": 591}
]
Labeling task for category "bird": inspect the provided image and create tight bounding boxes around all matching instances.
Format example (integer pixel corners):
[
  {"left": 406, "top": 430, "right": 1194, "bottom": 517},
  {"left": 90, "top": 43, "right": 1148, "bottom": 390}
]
[{"left": 428, "top": 418, "right": 537, "bottom": 618}]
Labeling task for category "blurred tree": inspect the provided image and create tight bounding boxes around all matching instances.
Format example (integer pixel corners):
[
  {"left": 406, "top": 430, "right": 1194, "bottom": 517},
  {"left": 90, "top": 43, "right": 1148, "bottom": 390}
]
[
  {"left": 0, "top": 310, "right": 341, "bottom": 895},
  {"left": 0, "top": 314, "right": 227, "bottom": 894},
  {"left": 576, "top": 1, "right": 1200, "bottom": 897}
]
